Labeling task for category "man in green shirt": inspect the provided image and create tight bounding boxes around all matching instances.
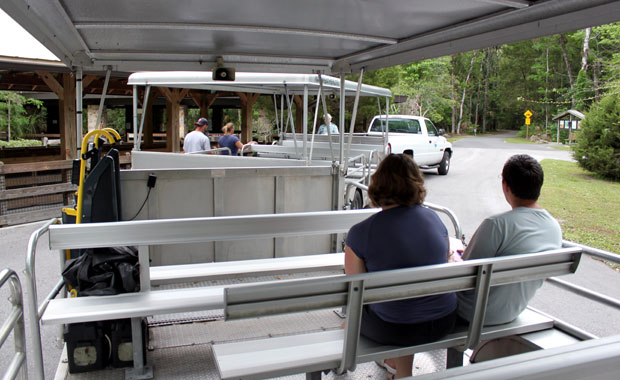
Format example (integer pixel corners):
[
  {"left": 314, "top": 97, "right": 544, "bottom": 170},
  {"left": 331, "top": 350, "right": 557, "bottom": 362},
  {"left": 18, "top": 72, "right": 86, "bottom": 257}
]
[{"left": 457, "top": 154, "right": 562, "bottom": 325}]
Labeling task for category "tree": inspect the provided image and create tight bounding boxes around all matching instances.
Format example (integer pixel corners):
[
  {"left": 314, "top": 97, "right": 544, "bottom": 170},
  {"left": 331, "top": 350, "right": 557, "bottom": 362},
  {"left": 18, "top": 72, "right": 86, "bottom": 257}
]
[
  {"left": 574, "top": 93, "right": 620, "bottom": 180},
  {"left": 392, "top": 58, "right": 452, "bottom": 124},
  {"left": 456, "top": 52, "right": 478, "bottom": 134},
  {"left": 0, "top": 91, "right": 46, "bottom": 139},
  {"left": 559, "top": 34, "right": 576, "bottom": 107}
]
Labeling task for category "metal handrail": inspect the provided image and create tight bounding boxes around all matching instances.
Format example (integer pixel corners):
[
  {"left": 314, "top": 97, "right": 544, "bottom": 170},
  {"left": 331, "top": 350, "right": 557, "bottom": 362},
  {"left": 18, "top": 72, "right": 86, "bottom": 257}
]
[
  {"left": 1, "top": 268, "right": 28, "bottom": 380},
  {"left": 188, "top": 147, "right": 232, "bottom": 155},
  {"left": 24, "top": 218, "right": 60, "bottom": 380},
  {"left": 543, "top": 240, "right": 620, "bottom": 312},
  {"left": 562, "top": 240, "right": 620, "bottom": 265},
  {"left": 424, "top": 202, "right": 464, "bottom": 241}
]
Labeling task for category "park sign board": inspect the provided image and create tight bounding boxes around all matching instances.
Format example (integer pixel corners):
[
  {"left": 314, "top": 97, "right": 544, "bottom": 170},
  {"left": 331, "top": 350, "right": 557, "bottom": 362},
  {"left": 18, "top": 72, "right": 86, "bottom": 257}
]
[{"left": 559, "top": 120, "right": 579, "bottom": 130}]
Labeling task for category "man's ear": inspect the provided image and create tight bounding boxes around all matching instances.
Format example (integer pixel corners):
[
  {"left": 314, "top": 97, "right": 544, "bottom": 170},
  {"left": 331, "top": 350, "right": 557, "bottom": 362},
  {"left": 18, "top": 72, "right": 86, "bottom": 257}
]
[{"left": 501, "top": 179, "right": 511, "bottom": 196}]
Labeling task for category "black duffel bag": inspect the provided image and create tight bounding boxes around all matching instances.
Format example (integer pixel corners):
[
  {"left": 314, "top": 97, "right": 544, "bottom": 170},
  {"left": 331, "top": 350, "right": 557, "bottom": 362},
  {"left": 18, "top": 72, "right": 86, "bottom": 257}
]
[{"left": 62, "top": 246, "right": 140, "bottom": 296}]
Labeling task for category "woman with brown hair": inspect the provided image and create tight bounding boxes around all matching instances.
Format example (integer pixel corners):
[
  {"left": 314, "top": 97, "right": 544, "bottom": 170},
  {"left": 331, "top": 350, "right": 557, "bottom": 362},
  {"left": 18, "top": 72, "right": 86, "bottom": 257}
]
[{"left": 345, "top": 154, "right": 457, "bottom": 379}]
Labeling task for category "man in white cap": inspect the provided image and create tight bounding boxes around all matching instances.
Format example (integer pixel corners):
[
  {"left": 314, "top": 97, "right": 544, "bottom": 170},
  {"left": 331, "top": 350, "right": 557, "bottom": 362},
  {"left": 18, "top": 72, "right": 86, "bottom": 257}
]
[
  {"left": 317, "top": 114, "right": 339, "bottom": 135},
  {"left": 183, "top": 117, "right": 211, "bottom": 153}
]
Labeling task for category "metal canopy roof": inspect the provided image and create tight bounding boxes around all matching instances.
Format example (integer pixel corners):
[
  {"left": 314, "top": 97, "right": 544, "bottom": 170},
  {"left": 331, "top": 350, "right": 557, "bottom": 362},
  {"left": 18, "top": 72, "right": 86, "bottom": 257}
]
[
  {"left": 127, "top": 72, "right": 392, "bottom": 97},
  {"left": 2, "top": 0, "right": 620, "bottom": 74}
]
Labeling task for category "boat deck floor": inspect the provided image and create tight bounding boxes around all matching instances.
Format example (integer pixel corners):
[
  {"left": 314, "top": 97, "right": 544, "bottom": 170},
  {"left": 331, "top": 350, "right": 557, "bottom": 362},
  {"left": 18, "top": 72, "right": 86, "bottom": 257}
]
[{"left": 59, "top": 272, "right": 464, "bottom": 379}]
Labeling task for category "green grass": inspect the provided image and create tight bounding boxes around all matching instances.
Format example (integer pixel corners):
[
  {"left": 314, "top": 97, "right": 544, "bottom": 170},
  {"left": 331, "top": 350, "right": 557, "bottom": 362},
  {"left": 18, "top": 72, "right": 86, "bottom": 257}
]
[
  {"left": 447, "top": 136, "right": 465, "bottom": 143},
  {"left": 551, "top": 145, "right": 573, "bottom": 151},
  {"left": 539, "top": 159, "right": 620, "bottom": 256},
  {"left": 504, "top": 137, "right": 537, "bottom": 145}
]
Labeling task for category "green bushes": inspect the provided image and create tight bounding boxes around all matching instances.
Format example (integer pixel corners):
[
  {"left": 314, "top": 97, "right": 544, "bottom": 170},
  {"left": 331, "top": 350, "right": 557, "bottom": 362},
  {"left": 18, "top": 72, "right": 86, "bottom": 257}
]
[
  {"left": 0, "top": 139, "right": 43, "bottom": 148},
  {"left": 574, "top": 94, "right": 620, "bottom": 180},
  {"left": 0, "top": 91, "right": 47, "bottom": 139}
]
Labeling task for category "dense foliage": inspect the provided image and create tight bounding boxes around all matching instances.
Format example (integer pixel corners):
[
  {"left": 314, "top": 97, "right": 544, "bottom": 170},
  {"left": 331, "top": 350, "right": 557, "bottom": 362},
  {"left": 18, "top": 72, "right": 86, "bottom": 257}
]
[
  {"left": 574, "top": 94, "right": 620, "bottom": 180},
  {"left": 354, "top": 23, "right": 620, "bottom": 138},
  {"left": 0, "top": 91, "right": 46, "bottom": 139},
  {"left": 0, "top": 139, "right": 42, "bottom": 148}
]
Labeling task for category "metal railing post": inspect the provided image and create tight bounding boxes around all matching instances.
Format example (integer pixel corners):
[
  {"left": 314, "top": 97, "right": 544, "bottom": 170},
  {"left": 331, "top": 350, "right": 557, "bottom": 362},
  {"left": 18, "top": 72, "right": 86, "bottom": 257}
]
[
  {"left": 24, "top": 218, "right": 59, "bottom": 380},
  {"left": 1, "top": 268, "right": 28, "bottom": 380}
]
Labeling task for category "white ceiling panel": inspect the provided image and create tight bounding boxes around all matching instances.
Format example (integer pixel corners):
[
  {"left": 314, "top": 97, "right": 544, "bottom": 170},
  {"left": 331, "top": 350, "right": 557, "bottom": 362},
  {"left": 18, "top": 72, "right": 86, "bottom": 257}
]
[{"left": 1, "top": 0, "right": 619, "bottom": 73}]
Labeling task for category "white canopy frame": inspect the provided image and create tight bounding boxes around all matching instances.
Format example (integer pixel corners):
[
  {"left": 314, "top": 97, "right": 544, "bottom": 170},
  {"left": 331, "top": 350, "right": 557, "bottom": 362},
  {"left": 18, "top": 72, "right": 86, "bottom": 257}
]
[{"left": 127, "top": 72, "right": 392, "bottom": 167}]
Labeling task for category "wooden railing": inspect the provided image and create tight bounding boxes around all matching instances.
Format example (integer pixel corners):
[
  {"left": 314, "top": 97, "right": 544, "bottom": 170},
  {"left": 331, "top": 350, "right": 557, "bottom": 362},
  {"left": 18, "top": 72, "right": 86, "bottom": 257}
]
[
  {"left": 0, "top": 160, "right": 75, "bottom": 226},
  {"left": 0, "top": 155, "right": 130, "bottom": 226}
]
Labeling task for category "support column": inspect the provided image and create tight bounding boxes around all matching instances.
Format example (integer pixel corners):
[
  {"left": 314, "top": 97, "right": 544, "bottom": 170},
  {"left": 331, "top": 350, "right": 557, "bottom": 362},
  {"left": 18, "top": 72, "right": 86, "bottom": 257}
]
[
  {"left": 293, "top": 95, "right": 303, "bottom": 133},
  {"left": 37, "top": 71, "right": 78, "bottom": 159},
  {"left": 124, "top": 105, "right": 133, "bottom": 142},
  {"left": 211, "top": 108, "right": 224, "bottom": 133},
  {"left": 190, "top": 91, "right": 219, "bottom": 119},
  {"left": 140, "top": 88, "right": 156, "bottom": 148},
  {"left": 179, "top": 105, "right": 188, "bottom": 141},
  {"left": 87, "top": 105, "right": 107, "bottom": 132},
  {"left": 237, "top": 93, "right": 259, "bottom": 143},
  {"left": 62, "top": 73, "right": 77, "bottom": 159},
  {"left": 160, "top": 87, "right": 189, "bottom": 152},
  {"left": 75, "top": 67, "right": 83, "bottom": 156}
]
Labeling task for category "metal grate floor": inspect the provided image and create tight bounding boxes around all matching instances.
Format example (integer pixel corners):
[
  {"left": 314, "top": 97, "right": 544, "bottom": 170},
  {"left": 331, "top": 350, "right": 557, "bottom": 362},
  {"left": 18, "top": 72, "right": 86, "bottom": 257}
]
[
  {"left": 63, "top": 273, "right": 458, "bottom": 379},
  {"left": 64, "top": 311, "right": 452, "bottom": 380}
]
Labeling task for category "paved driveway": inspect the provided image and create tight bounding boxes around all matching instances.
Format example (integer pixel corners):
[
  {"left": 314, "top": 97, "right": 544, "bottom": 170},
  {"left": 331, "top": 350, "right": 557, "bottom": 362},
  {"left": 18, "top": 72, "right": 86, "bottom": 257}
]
[{"left": 424, "top": 131, "right": 620, "bottom": 338}]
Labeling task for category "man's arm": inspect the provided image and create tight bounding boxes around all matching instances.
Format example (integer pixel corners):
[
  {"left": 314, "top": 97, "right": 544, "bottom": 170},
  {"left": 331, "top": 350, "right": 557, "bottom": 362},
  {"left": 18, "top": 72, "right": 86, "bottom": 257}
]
[{"left": 461, "top": 218, "right": 503, "bottom": 260}]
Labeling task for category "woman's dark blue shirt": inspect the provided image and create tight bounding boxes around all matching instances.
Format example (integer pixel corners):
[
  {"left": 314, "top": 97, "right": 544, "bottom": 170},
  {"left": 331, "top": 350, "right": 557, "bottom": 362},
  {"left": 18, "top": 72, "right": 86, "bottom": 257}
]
[{"left": 346, "top": 205, "right": 457, "bottom": 324}]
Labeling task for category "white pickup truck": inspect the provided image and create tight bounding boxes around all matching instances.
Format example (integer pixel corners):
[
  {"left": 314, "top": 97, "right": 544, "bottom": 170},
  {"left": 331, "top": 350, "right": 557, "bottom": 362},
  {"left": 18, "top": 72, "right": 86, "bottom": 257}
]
[{"left": 367, "top": 115, "right": 453, "bottom": 175}]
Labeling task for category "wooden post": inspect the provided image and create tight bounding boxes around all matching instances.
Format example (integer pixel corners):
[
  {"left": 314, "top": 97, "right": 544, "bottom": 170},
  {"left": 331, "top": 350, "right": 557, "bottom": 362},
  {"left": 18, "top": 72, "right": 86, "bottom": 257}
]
[
  {"left": 62, "top": 73, "right": 77, "bottom": 159},
  {"left": 0, "top": 162, "right": 6, "bottom": 225},
  {"left": 293, "top": 95, "right": 303, "bottom": 133},
  {"left": 190, "top": 91, "right": 219, "bottom": 119},
  {"left": 237, "top": 93, "right": 259, "bottom": 143},
  {"left": 37, "top": 72, "right": 77, "bottom": 159},
  {"left": 160, "top": 88, "right": 189, "bottom": 152},
  {"left": 62, "top": 166, "right": 72, "bottom": 206}
]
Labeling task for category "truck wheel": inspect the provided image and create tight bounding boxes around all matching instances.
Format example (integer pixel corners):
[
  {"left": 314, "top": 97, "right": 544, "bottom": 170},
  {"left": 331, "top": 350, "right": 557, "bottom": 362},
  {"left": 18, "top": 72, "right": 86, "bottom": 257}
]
[
  {"left": 438, "top": 151, "right": 450, "bottom": 175},
  {"left": 351, "top": 190, "right": 364, "bottom": 209}
]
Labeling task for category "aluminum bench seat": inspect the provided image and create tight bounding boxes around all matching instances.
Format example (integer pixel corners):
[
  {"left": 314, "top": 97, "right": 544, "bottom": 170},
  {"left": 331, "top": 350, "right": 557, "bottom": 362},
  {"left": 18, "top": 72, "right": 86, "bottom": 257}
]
[
  {"left": 150, "top": 252, "right": 344, "bottom": 285},
  {"left": 213, "top": 247, "right": 583, "bottom": 379},
  {"left": 41, "top": 285, "right": 225, "bottom": 325},
  {"left": 42, "top": 266, "right": 346, "bottom": 326},
  {"left": 213, "top": 308, "right": 555, "bottom": 380},
  {"left": 42, "top": 251, "right": 345, "bottom": 325}
]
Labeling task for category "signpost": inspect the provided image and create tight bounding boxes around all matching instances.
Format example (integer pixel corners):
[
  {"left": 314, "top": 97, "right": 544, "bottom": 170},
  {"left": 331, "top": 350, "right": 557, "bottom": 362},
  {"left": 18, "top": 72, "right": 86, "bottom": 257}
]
[{"left": 524, "top": 110, "right": 533, "bottom": 138}]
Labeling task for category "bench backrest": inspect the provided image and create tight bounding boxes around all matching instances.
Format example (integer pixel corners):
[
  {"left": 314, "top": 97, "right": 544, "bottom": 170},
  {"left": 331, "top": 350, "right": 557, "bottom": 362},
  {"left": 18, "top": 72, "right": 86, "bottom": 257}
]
[
  {"left": 223, "top": 247, "right": 582, "bottom": 373},
  {"left": 48, "top": 209, "right": 379, "bottom": 250},
  {"left": 281, "top": 133, "right": 384, "bottom": 146},
  {"left": 248, "top": 144, "right": 380, "bottom": 161},
  {"left": 280, "top": 139, "right": 384, "bottom": 152}
]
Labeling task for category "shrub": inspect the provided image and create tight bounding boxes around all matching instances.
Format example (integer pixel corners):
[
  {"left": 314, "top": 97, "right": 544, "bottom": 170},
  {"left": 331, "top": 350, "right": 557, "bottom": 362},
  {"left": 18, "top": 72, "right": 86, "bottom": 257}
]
[
  {"left": 0, "top": 139, "right": 43, "bottom": 148},
  {"left": 574, "top": 94, "right": 620, "bottom": 180}
]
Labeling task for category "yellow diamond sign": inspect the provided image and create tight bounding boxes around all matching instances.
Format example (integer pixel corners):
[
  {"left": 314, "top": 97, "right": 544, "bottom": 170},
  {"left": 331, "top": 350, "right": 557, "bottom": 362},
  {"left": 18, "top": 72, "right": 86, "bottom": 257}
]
[{"left": 524, "top": 110, "right": 533, "bottom": 118}]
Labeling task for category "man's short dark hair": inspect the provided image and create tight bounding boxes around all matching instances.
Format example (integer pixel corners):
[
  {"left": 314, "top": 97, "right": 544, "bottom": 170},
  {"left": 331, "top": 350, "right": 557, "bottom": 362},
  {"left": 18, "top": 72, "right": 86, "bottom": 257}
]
[
  {"left": 502, "top": 154, "right": 544, "bottom": 200},
  {"left": 368, "top": 154, "right": 426, "bottom": 207}
]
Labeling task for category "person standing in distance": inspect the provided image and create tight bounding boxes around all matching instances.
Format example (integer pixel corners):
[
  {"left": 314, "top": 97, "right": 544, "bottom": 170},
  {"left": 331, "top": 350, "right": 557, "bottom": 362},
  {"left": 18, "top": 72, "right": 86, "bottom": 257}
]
[
  {"left": 317, "top": 114, "right": 339, "bottom": 135},
  {"left": 183, "top": 117, "right": 210, "bottom": 153},
  {"left": 218, "top": 122, "right": 244, "bottom": 155}
]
